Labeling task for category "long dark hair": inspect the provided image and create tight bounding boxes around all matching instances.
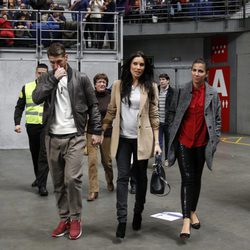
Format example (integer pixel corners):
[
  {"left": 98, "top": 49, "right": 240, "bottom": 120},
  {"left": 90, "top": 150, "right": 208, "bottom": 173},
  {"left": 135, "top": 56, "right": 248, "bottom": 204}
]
[{"left": 120, "top": 51, "right": 154, "bottom": 106}]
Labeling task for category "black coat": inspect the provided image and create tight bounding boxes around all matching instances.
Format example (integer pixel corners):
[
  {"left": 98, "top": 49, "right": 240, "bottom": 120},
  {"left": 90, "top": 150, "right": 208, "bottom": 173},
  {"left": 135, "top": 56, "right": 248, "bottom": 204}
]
[{"left": 158, "top": 85, "right": 174, "bottom": 126}]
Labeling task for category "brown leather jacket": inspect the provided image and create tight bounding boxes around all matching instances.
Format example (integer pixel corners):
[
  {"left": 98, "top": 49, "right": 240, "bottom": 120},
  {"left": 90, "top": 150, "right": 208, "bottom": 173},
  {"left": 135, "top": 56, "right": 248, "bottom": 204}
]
[{"left": 32, "top": 65, "right": 102, "bottom": 135}]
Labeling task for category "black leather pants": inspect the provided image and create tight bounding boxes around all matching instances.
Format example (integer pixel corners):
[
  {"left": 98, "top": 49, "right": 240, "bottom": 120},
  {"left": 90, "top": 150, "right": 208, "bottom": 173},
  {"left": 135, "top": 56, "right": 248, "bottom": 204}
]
[{"left": 177, "top": 143, "right": 206, "bottom": 218}]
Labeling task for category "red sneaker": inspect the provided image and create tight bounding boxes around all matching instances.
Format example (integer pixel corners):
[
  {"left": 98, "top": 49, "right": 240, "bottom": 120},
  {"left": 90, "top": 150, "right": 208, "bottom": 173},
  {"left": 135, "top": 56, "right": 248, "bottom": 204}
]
[
  {"left": 52, "top": 220, "right": 70, "bottom": 238},
  {"left": 69, "top": 219, "right": 82, "bottom": 240}
]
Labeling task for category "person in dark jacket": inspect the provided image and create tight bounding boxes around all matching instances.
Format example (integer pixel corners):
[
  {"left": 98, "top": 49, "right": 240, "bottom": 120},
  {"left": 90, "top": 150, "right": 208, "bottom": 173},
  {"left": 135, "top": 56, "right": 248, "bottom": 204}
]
[
  {"left": 14, "top": 63, "right": 49, "bottom": 196},
  {"left": 99, "top": 0, "right": 116, "bottom": 49},
  {"left": 158, "top": 73, "right": 174, "bottom": 167},
  {"left": 86, "top": 73, "right": 114, "bottom": 202},
  {"left": 167, "top": 58, "right": 221, "bottom": 240},
  {"left": 32, "top": 42, "right": 102, "bottom": 240}
]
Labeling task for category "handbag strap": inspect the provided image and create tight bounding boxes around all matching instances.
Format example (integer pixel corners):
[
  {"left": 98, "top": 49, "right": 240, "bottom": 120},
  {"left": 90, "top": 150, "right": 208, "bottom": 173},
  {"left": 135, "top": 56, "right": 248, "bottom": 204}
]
[
  {"left": 157, "top": 176, "right": 171, "bottom": 197},
  {"left": 153, "top": 154, "right": 171, "bottom": 197}
]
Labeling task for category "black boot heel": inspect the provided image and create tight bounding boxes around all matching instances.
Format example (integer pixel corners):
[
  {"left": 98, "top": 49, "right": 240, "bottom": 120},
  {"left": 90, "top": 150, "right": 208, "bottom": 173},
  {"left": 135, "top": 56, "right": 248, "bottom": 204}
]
[
  {"left": 116, "top": 223, "right": 126, "bottom": 238},
  {"left": 132, "top": 213, "right": 142, "bottom": 231}
]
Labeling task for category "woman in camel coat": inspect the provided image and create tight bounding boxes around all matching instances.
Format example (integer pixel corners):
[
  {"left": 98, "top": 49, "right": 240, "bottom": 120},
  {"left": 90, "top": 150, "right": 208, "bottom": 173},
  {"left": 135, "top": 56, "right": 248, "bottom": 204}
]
[{"left": 103, "top": 51, "right": 161, "bottom": 239}]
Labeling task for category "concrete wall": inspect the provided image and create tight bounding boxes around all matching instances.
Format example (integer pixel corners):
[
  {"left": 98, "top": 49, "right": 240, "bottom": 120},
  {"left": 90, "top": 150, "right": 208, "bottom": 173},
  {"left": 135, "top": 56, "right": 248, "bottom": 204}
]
[
  {"left": 80, "top": 54, "right": 119, "bottom": 88},
  {"left": 236, "top": 31, "right": 250, "bottom": 134},
  {"left": 124, "top": 37, "right": 203, "bottom": 87},
  {"left": 0, "top": 59, "right": 37, "bottom": 149},
  {"left": 0, "top": 52, "right": 119, "bottom": 149}
]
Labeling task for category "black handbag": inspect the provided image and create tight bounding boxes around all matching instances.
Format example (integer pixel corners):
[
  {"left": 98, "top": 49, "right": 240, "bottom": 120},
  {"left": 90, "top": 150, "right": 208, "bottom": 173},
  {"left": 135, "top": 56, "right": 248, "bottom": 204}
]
[{"left": 150, "top": 154, "right": 171, "bottom": 196}]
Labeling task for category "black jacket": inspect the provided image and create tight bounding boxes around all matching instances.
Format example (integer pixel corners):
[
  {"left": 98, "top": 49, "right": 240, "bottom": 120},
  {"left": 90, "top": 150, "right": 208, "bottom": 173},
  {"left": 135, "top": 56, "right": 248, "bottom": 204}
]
[
  {"left": 32, "top": 65, "right": 102, "bottom": 135},
  {"left": 87, "top": 89, "right": 112, "bottom": 137},
  {"left": 158, "top": 85, "right": 174, "bottom": 126}
]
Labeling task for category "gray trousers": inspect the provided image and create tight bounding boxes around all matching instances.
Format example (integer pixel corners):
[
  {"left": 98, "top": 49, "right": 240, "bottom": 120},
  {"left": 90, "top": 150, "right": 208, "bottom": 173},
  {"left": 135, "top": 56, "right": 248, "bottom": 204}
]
[{"left": 45, "top": 135, "right": 85, "bottom": 220}]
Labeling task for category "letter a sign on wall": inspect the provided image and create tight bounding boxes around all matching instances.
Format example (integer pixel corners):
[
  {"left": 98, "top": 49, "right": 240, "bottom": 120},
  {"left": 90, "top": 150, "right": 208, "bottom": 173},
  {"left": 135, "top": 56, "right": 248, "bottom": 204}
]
[{"left": 208, "top": 66, "right": 230, "bottom": 132}]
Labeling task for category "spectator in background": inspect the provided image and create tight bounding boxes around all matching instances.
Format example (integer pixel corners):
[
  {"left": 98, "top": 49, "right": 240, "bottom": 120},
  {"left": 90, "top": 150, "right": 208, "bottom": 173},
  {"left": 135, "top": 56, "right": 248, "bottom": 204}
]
[
  {"left": 170, "top": 0, "right": 182, "bottom": 17},
  {"left": 7, "top": 2, "right": 16, "bottom": 20},
  {"left": 116, "top": 0, "right": 126, "bottom": 12},
  {"left": 89, "top": 0, "right": 103, "bottom": 48},
  {"left": 0, "top": 0, "right": 7, "bottom": 8},
  {"left": 29, "top": 0, "right": 52, "bottom": 10},
  {"left": 99, "top": 0, "right": 115, "bottom": 49},
  {"left": 14, "top": 2, "right": 36, "bottom": 20},
  {"left": 0, "top": 6, "right": 12, "bottom": 19},
  {"left": 48, "top": 6, "right": 66, "bottom": 23},
  {"left": 152, "top": 0, "right": 166, "bottom": 22},
  {"left": 69, "top": 0, "right": 89, "bottom": 21},
  {"left": 14, "top": 64, "right": 49, "bottom": 196},
  {"left": 15, "top": 0, "right": 23, "bottom": 9},
  {"left": 0, "top": 9, "right": 15, "bottom": 46},
  {"left": 14, "top": 11, "right": 33, "bottom": 46},
  {"left": 83, "top": 5, "right": 93, "bottom": 48},
  {"left": 158, "top": 73, "right": 174, "bottom": 166},
  {"left": 86, "top": 73, "right": 114, "bottom": 202}
]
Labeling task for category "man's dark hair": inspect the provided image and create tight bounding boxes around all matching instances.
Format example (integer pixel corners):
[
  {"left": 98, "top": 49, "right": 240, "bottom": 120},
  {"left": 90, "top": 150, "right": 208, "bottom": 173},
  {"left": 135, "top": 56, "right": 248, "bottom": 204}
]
[
  {"left": 47, "top": 42, "right": 66, "bottom": 57},
  {"left": 93, "top": 73, "right": 109, "bottom": 86},
  {"left": 159, "top": 73, "right": 170, "bottom": 81},
  {"left": 37, "top": 63, "right": 48, "bottom": 70}
]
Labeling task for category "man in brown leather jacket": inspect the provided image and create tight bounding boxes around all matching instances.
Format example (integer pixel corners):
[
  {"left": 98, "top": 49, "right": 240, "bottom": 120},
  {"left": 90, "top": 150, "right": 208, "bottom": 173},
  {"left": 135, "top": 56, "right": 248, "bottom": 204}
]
[{"left": 33, "top": 43, "right": 102, "bottom": 240}]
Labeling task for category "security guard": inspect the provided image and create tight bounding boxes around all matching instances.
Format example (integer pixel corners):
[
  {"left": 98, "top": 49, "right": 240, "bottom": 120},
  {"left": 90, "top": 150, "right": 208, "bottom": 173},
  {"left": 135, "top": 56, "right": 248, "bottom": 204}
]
[{"left": 14, "top": 63, "right": 49, "bottom": 196}]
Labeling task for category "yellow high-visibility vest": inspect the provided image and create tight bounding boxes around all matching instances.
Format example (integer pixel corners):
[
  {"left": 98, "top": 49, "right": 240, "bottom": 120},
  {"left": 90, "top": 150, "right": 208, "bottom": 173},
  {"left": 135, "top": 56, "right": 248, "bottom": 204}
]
[{"left": 25, "top": 81, "right": 44, "bottom": 124}]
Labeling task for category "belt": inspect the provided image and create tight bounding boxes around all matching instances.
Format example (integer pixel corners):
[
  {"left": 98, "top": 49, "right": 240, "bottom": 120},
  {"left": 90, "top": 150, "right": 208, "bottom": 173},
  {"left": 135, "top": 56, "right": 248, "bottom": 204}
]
[{"left": 49, "top": 132, "right": 79, "bottom": 139}]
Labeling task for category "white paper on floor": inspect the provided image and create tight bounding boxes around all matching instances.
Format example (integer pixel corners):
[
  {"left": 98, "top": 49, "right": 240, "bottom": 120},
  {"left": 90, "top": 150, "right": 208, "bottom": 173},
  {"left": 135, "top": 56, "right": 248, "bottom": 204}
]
[{"left": 150, "top": 212, "right": 183, "bottom": 221}]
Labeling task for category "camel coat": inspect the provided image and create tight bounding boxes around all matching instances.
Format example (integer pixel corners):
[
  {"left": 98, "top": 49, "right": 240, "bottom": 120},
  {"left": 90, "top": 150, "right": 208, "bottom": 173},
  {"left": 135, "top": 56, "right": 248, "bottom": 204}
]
[{"left": 103, "top": 80, "right": 159, "bottom": 160}]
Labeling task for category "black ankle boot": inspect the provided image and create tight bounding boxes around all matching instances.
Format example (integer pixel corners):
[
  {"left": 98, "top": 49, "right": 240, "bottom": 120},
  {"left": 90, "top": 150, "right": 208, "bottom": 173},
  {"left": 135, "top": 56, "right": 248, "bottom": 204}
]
[
  {"left": 132, "top": 213, "right": 142, "bottom": 231},
  {"left": 116, "top": 222, "right": 126, "bottom": 238}
]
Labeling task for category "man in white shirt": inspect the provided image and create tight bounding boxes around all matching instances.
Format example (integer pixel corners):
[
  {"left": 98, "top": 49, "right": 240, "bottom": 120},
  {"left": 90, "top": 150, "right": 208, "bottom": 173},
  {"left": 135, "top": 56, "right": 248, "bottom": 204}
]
[{"left": 33, "top": 43, "right": 102, "bottom": 240}]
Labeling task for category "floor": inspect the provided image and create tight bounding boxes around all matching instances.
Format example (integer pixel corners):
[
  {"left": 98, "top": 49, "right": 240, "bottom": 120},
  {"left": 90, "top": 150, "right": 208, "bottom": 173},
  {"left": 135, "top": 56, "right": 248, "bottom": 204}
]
[{"left": 0, "top": 134, "right": 250, "bottom": 250}]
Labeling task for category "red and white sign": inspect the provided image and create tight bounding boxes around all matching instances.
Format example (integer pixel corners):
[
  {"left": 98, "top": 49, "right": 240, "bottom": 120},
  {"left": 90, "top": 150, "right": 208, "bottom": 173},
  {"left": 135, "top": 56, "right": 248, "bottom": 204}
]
[
  {"left": 211, "top": 36, "right": 228, "bottom": 63},
  {"left": 208, "top": 66, "right": 230, "bottom": 132}
]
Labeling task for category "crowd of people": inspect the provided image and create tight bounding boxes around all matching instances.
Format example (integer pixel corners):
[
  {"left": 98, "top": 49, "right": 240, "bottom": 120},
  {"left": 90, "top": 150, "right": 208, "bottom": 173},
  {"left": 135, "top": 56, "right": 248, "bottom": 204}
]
[
  {"left": 0, "top": 0, "right": 116, "bottom": 48},
  {"left": 13, "top": 42, "right": 221, "bottom": 241},
  {"left": 1, "top": 0, "right": 241, "bottom": 47},
  {"left": 122, "top": 0, "right": 241, "bottom": 23}
]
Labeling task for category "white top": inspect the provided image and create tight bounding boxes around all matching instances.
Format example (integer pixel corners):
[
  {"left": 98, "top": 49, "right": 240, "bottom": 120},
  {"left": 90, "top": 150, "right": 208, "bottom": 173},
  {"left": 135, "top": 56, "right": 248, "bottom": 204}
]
[
  {"left": 50, "top": 76, "right": 77, "bottom": 135},
  {"left": 159, "top": 87, "right": 168, "bottom": 123},
  {"left": 120, "top": 86, "right": 140, "bottom": 139},
  {"left": 90, "top": 0, "right": 103, "bottom": 19}
]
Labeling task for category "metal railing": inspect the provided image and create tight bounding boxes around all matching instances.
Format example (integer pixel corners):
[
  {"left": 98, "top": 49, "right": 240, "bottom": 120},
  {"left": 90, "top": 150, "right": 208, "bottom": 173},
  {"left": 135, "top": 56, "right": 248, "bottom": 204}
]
[
  {"left": 1, "top": 2, "right": 249, "bottom": 54},
  {"left": 0, "top": 9, "right": 121, "bottom": 59},
  {"left": 123, "top": 0, "right": 245, "bottom": 23}
]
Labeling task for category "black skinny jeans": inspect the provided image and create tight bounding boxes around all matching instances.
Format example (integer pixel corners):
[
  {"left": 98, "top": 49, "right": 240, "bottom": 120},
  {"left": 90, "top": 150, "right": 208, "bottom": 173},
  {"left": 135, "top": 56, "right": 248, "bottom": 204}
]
[
  {"left": 116, "top": 137, "right": 148, "bottom": 223},
  {"left": 177, "top": 143, "right": 206, "bottom": 218}
]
